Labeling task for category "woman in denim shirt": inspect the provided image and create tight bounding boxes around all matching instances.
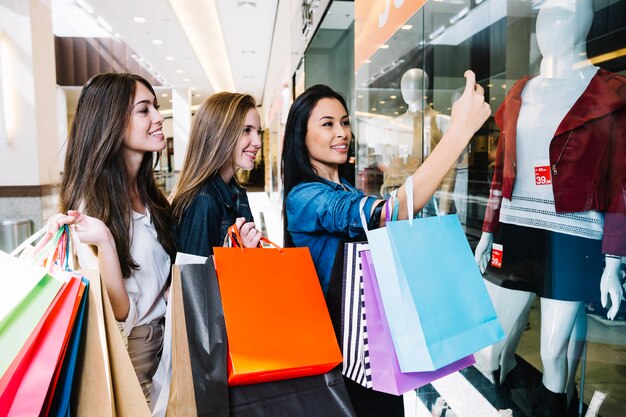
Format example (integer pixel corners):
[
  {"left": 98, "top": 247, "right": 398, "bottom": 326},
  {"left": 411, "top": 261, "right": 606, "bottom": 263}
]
[
  {"left": 171, "top": 92, "right": 263, "bottom": 255},
  {"left": 282, "top": 73, "right": 490, "bottom": 417}
]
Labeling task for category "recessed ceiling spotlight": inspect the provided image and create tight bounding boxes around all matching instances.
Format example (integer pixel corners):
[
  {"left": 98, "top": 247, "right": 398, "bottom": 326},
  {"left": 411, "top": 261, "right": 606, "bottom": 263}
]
[
  {"left": 238, "top": 1, "right": 256, "bottom": 9},
  {"left": 165, "top": 56, "right": 174, "bottom": 61},
  {"left": 183, "top": 78, "right": 190, "bottom": 82},
  {"left": 133, "top": 17, "right": 146, "bottom": 23},
  {"left": 152, "top": 39, "right": 163, "bottom": 45},
  {"left": 379, "top": 44, "right": 389, "bottom": 49},
  {"left": 161, "top": 93, "right": 168, "bottom": 97},
  {"left": 194, "top": 93, "right": 202, "bottom": 97},
  {"left": 401, "top": 25, "right": 413, "bottom": 30},
  {"left": 364, "top": 59, "right": 371, "bottom": 63},
  {"left": 176, "top": 69, "right": 183, "bottom": 73},
  {"left": 190, "top": 87, "right": 197, "bottom": 91}
]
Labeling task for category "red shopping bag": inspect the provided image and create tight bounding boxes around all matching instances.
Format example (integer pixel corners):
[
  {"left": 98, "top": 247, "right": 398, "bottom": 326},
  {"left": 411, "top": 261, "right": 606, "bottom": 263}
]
[{"left": 213, "top": 226, "right": 342, "bottom": 386}]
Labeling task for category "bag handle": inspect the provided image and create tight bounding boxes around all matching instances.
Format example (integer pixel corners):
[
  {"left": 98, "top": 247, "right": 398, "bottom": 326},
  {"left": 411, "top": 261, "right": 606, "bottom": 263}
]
[
  {"left": 10, "top": 226, "right": 48, "bottom": 257},
  {"left": 226, "top": 224, "right": 284, "bottom": 254}
]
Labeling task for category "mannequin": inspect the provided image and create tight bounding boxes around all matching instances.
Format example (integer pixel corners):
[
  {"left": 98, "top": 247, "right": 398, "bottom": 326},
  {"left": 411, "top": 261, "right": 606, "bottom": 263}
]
[
  {"left": 474, "top": 1, "right": 625, "bottom": 415},
  {"left": 380, "top": 68, "right": 455, "bottom": 212}
]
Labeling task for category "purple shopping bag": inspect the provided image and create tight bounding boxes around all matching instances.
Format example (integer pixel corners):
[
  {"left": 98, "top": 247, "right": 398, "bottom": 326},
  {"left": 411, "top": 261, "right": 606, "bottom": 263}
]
[{"left": 360, "top": 250, "right": 475, "bottom": 395}]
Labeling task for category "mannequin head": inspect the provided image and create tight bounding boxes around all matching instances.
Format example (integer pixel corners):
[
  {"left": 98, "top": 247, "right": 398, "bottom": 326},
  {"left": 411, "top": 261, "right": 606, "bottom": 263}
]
[
  {"left": 536, "top": 0, "right": 593, "bottom": 73},
  {"left": 401, "top": 68, "right": 429, "bottom": 112}
]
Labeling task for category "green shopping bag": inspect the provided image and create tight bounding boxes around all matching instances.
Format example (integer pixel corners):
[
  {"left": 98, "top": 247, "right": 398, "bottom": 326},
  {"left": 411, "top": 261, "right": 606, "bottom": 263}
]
[{"left": 0, "top": 228, "right": 68, "bottom": 377}]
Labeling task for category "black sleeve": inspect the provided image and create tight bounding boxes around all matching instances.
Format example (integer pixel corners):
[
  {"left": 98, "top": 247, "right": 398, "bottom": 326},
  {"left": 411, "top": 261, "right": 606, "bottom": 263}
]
[
  {"left": 173, "top": 194, "right": 222, "bottom": 257},
  {"left": 367, "top": 200, "right": 385, "bottom": 230}
]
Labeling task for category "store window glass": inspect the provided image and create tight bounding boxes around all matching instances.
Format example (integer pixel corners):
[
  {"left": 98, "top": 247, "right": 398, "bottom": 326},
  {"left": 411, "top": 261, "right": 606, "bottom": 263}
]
[{"left": 355, "top": 0, "right": 626, "bottom": 416}]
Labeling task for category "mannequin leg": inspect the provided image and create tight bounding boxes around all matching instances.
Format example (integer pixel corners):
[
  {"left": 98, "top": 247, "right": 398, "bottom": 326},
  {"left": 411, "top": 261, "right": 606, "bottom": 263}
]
[
  {"left": 565, "top": 304, "right": 586, "bottom": 406},
  {"left": 474, "top": 280, "right": 534, "bottom": 384},
  {"left": 539, "top": 298, "right": 584, "bottom": 393}
]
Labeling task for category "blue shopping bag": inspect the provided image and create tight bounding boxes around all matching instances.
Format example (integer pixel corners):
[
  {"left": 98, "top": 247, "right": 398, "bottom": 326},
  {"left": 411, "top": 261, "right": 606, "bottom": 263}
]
[{"left": 363, "top": 176, "right": 503, "bottom": 372}]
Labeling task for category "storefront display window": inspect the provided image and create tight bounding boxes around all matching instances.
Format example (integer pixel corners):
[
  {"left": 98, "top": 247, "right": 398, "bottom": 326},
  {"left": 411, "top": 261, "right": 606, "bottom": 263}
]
[{"left": 355, "top": 0, "right": 626, "bottom": 415}]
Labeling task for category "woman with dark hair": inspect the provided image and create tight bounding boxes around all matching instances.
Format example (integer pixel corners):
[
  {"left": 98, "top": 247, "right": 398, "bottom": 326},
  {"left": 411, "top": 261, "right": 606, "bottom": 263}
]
[
  {"left": 170, "top": 91, "right": 263, "bottom": 255},
  {"left": 282, "top": 71, "right": 490, "bottom": 415},
  {"left": 47, "top": 73, "right": 176, "bottom": 402}
]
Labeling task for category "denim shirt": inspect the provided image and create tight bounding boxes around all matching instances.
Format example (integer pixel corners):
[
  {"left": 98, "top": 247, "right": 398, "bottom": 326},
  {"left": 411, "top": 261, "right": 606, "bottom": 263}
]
[
  {"left": 285, "top": 178, "right": 377, "bottom": 292},
  {"left": 173, "top": 175, "right": 253, "bottom": 257}
]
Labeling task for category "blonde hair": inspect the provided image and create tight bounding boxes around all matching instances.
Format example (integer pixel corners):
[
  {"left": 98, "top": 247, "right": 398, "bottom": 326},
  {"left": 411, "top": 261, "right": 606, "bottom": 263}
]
[{"left": 170, "top": 92, "right": 256, "bottom": 222}]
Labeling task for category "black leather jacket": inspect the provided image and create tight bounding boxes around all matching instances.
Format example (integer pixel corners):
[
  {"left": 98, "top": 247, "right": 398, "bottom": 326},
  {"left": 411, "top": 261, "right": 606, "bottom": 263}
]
[{"left": 173, "top": 175, "right": 253, "bottom": 256}]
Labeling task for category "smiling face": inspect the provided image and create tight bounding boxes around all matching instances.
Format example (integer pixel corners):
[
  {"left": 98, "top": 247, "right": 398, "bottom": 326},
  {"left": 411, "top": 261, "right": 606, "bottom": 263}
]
[
  {"left": 123, "top": 81, "right": 165, "bottom": 159},
  {"left": 305, "top": 98, "right": 351, "bottom": 180},
  {"left": 234, "top": 108, "right": 262, "bottom": 171}
]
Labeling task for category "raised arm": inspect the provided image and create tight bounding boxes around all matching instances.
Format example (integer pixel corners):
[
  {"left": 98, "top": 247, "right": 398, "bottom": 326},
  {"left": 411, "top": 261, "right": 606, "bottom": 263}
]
[{"left": 379, "top": 70, "right": 491, "bottom": 225}]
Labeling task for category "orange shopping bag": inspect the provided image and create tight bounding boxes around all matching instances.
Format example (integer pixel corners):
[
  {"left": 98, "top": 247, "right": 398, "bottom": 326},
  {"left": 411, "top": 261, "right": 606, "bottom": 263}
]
[{"left": 212, "top": 225, "right": 342, "bottom": 386}]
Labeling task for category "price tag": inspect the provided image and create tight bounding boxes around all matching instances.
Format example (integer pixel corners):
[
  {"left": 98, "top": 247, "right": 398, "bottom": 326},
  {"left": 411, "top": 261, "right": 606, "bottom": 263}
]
[
  {"left": 535, "top": 165, "right": 552, "bottom": 185},
  {"left": 490, "top": 243, "right": 503, "bottom": 268}
]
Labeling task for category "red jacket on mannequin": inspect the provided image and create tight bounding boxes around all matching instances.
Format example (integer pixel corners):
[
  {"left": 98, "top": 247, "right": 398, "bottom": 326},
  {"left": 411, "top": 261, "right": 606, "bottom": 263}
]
[{"left": 483, "top": 69, "right": 626, "bottom": 255}]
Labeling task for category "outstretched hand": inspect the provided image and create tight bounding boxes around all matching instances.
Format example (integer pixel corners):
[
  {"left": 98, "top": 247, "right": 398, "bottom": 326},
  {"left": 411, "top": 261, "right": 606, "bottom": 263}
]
[{"left": 450, "top": 70, "right": 492, "bottom": 135}]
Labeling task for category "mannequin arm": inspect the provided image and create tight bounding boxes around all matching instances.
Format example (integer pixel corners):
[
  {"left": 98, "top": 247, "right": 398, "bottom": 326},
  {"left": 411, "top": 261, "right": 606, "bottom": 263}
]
[
  {"left": 600, "top": 256, "right": 624, "bottom": 320},
  {"left": 474, "top": 232, "right": 493, "bottom": 274}
]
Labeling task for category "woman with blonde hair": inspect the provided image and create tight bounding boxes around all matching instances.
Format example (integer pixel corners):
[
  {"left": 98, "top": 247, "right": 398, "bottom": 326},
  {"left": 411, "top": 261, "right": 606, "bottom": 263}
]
[{"left": 170, "top": 92, "right": 263, "bottom": 254}]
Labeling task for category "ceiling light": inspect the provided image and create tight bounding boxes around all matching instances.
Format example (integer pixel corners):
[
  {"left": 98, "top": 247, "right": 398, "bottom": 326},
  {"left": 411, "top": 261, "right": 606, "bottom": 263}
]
[
  {"left": 372, "top": 108, "right": 377, "bottom": 111},
  {"left": 429, "top": 25, "right": 446, "bottom": 40},
  {"left": 390, "top": 95, "right": 397, "bottom": 99},
  {"left": 152, "top": 39, "right": 163, "bottom": 45},
  {"left": 96, "top": 16, "right": 113, "bottom": 33},
  {"left": 194, "top": 93, "right": 202, "bottom": 97},
  {"left": 501, "top": 84, "right": 507, "bottom": 89},
  {"left": 183, "top": 78, "right": 190, "bottom": 82},
  {"left": 238, "top": 1, "right": 256, "bottom": 8},
  {"left": 491, "top": 97, "right": 496, "bottom": 101},
  {"left": 190, "top": 87, "right": 197, "bottom": 91},
  {"left": 401, "top": 25, "right": 413, "bottom": 30},
  {"left": 165, "top": 56, "right": 174, "bottom": 61},
  {"left": 241, "top": 50, "right": 255, "bottom": 55},
  {"left": 133, "top": 17, "right": 146, "bottom": 23},
  {"left": 161, "top": 93, "right": 168, "bottom": 97},
  {"left": 74, "top": 0, "right": 93, "bottom": 14},
  {"left": 449, "top": 7, "right": 469, "bottom": 25},
  {"left": 357, "top": 95, "right": 363, "bottom": 98},
  {"left": 379, "top": 44, "right": 389, "bottom": 49},
  {"left": 487, "top": 83, "right": 493, "bottom": 88},
  {"left": 176, "top": 69, "right": 183, "bottom": 73},
  {"left": 379, "top": 100, "right": 385, "bottom": 104},
  {"left": 364, "top": 59, "right": 371, "bottom": 64}
]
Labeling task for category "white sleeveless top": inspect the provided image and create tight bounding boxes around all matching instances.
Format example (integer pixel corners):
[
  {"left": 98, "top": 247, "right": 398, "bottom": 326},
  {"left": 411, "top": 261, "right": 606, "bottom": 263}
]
[{"left": 499, "top": 65, "right": 604, "bottom": 239}]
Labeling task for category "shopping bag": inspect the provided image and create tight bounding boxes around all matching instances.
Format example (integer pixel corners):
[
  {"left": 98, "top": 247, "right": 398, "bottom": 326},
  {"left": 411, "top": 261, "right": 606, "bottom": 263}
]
[
  {"left": 0, "top": 274, "right": 84, "bottom": 415},
  {"left": 152, "top": 256, "right": 207, "bottom": 417},
  {"left": 325, "top": 240, "right": 372, "bottom": 388},
  {"left": 361, "top": 249, "right": 474, "bottom": 395},
  {"left": 48, "top": 277, "right": 89, "bottom": 417},
  {"left": 229, "top": 368, "right": 355, "bottom": 417},
  {"left": 0, "top": 227, "right": 68, "bottom": 378},
  {"left": 213, "top": 225, "right": 342, "bottom": 386},
  {"left": 364, "top": 176, "right": 503, "bottom": 372},
  {"left": 178, "top": 259, "right": 228, "bottom": 416},
  {"left": 71, "top": 269, "right": 151, "bottom": 417}
]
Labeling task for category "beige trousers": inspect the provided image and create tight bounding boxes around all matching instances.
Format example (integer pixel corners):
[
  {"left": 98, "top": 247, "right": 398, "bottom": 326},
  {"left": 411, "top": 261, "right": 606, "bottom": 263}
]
[{"left": 127, "top": 321, "right": 164, "bottom": 404}]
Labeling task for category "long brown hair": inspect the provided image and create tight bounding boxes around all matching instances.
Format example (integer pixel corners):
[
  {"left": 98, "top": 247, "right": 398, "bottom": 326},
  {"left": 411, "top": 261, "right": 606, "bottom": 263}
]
[
  {"left": 170, "top": 92, "right": 256, "bottom": 222},
  {"left": 60, "top": 73, "right": 176, "bottom": 277}
]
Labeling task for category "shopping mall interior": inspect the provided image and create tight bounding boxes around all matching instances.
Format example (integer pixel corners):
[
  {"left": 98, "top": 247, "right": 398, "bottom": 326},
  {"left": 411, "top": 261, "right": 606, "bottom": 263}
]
[{"left": 1, "top": 0, "right": 625, "bottom": 416}]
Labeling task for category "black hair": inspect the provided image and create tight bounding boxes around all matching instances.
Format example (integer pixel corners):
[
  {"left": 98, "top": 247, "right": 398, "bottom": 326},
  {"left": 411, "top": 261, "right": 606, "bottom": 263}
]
[{"left": 281, "top": 84, "right": 352, "bottom": 247}]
